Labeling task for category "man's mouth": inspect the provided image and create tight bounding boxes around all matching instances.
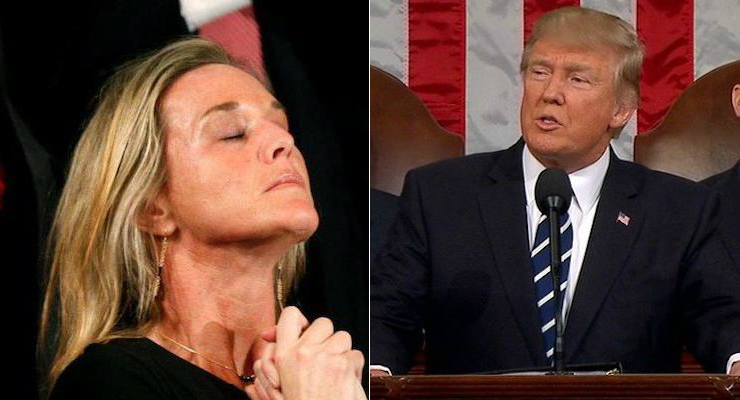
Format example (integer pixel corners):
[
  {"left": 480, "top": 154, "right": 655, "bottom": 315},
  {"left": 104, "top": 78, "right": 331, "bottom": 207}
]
[{"left": 535, "top": 115, "right": 562, "bottom": 130}]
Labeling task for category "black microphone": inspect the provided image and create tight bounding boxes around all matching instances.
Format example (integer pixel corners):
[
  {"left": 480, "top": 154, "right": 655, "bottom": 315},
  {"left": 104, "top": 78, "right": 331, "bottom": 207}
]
[
  {"left": 535, "top": 168, "right": 573, "bottom": 374},
  {"left": 535, "top": 168, "right": 572, "bottom": 216}
]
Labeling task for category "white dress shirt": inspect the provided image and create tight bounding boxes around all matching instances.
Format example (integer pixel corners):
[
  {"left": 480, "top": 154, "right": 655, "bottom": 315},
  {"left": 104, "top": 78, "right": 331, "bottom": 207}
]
[{"left": 523, "top": 145, "right": 609, "bottom": 324}]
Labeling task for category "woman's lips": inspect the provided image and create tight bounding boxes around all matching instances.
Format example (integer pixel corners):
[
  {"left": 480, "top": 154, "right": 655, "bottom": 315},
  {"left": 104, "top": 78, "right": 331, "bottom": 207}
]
[{"left": 266, "top": 173, "right": 305, "bottom": 192}]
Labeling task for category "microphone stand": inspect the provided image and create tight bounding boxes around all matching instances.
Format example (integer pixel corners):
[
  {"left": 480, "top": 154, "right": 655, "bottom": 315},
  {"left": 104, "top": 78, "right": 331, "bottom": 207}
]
[{"left": 547, "top": 204, "right": 568, "bottom": 374}]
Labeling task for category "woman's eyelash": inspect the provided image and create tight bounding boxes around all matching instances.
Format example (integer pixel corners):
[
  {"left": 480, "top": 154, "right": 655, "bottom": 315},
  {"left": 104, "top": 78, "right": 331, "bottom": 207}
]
[{"left": 223, "top": 132, "right": 245, "bottom": 140}]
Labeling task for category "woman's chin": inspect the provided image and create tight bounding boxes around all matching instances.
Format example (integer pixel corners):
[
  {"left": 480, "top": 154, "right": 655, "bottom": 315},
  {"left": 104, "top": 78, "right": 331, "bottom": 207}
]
[{"left": 287, "top": 207, "right": 320, "bottom": 241}]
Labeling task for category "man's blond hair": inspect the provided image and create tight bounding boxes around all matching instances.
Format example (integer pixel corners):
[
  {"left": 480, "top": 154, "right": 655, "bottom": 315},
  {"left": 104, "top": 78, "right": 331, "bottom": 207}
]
[{"left": 520, "top": 6, "right": 645, "bottom": 108}]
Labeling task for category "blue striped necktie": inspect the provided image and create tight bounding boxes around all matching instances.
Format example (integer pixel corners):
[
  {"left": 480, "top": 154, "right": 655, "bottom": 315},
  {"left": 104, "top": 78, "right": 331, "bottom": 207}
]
[{"left": 530, "top": 212, "right": 572, "bottom": 364}]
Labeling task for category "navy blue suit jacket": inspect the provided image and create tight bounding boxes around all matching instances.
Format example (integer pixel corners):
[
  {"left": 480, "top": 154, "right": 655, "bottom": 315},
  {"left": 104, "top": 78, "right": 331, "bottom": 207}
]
[
  {"left": 703, "top": 161, "right": 740, "bottom": 271},
  {"left": 371, "top": 140, "right": 740, "bottom": 374}
]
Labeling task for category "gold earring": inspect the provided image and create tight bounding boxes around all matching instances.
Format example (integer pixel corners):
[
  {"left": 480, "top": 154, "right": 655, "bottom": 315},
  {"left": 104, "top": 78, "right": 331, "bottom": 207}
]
[
  {"left": 276, "top": 265, "right": 284, "bottom": 311},
  {"left": 154, "top": 236, "right": 168, "bottom": 296}
]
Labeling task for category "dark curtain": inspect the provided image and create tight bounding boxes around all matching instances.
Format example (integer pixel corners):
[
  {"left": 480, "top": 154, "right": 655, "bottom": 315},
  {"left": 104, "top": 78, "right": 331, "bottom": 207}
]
[
  {"left": 2, "top": 0, "right": 368, "bottom": 396},
  {"left": 254, "top": 0, "right": 369, "bottom": 389},
  {"left": 0, "top": 26, "right": 42, "bottom": 399}
]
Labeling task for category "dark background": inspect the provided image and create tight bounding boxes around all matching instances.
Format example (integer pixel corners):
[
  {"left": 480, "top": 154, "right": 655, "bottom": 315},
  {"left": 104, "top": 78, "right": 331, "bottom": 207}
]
[{"left": 0, "top": 1, "right": 368, "bottom": 397}]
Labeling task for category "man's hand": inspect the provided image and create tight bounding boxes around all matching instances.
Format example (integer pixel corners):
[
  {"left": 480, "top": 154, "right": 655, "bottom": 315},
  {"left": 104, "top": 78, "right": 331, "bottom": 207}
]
[
  {"left": 370, "top": 369, "right": 390, "bottom": 377},
  {"left": 730, "top": 361, "right": 740, "bottom": 376}
]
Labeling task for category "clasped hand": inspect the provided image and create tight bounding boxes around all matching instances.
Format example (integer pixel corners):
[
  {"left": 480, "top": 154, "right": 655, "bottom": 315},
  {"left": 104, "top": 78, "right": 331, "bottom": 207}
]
[{"left": 245, "top": 306, "right": 366, "bottom": 400}]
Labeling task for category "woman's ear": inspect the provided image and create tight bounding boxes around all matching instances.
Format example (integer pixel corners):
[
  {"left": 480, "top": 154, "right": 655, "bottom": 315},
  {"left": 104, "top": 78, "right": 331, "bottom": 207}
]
[{"left": 136, "top": 194, "right": 177, "bottom": 236}]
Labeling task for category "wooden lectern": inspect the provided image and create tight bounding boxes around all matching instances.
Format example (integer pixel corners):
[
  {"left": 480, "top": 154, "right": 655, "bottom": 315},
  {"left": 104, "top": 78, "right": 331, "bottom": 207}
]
[{"left": 370, "top": 374, "right": 740, "bottom": 399}]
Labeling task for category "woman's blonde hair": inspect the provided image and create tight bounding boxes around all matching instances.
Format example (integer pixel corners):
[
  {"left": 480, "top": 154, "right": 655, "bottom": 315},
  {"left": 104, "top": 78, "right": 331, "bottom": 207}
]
[
  {"left": 39, "top": 37, "right": 305, "bottom": 393},
  {"left": 520, "top": 6, "right": 645, "bottom": 108}
]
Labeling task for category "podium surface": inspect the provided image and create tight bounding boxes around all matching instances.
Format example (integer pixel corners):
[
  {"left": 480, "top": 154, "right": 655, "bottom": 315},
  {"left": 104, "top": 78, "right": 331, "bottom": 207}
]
[{"left": 370, "top": 374, "right": 740, "bottom": 399}]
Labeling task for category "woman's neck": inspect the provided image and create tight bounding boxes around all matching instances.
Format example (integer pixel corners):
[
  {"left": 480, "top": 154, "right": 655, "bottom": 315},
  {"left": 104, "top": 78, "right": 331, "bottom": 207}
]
[{"left": 149, "top": 234, "right": 285, "bottom": 388}]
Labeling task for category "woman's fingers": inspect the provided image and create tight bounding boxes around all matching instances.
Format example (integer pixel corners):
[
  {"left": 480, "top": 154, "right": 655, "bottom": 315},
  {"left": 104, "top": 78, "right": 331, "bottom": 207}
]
[
  {"left": 275, "top": 306, "right": 309, "bottom": 355},
  {"left": 260, "top": 343, "right": 280, "bottom": 388},
  {"left": 347, "top": 349, "right": 365, "bottom": 381},
  {"left": 245, "top": 384, "right": 258, "bottom": 399},
  {"left": 253, "top": 357, "right": 284, "bottom": 400},
  {"left": 269, "top": 311, "right": 365, "bottom": 399},
  {"left": 296, "top": 317, "right": 334, "bottom": 345},
  {"left": 254, "top": 379, "right": 271, "bottom": 400},
  {"left": 253, "top": 360, "right": 271, "bottom": 397},
  {"left": 322, "top": 330, "right": 352, "bottom": 354},
  {"left": 354, "top": 380, "right": 368, "bottom": 400}
]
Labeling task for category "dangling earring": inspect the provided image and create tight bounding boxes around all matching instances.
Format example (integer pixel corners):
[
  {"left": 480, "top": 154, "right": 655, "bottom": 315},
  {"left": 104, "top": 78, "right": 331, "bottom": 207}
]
[
  {"left": 276, "top": 265, "right": 284, "bottom": 311},
  {"left": 154, "top": 236, "right": 168, "bottom": 297}
]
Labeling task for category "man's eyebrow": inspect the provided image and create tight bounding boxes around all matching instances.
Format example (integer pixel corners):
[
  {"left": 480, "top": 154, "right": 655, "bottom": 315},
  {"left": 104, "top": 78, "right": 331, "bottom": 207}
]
[
  {"left": 563, "top": 62, "right": 593, "bottom": 72},
  {"left": 201, "top": 101, "right": 240, "bottom": 119},
  {"left": 529, "top": 58, "right": 551, "bottom": 67},
  {"left": 527, "top": 59, "right": 596, "bottom": 76}
]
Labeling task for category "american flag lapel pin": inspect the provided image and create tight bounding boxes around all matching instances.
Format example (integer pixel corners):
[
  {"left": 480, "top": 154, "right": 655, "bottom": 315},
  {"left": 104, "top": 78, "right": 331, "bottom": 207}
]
[{"left": 617, "top": 212, "right": 630, "bottom": 226}]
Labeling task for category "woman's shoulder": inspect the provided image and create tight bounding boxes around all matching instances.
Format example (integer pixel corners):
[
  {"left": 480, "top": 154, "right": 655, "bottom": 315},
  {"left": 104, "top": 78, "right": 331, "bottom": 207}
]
[
  {"left": 50, "top": 338, "right": 249, "bottom": 400},
  {"left": 51, "top": 338, "right": 171, "bottom": 399}
]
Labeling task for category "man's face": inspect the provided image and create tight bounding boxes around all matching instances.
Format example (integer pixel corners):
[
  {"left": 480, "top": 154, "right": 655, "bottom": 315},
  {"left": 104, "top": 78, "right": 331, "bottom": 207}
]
[{"left": 520, "top": 39, "right": 635, "bottom": 172}]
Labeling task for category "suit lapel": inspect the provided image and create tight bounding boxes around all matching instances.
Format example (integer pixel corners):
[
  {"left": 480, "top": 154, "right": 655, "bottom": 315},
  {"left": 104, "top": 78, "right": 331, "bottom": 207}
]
[
  {"left": 477, "top": 140, "right": 546, "bottom": 365},
  {"left": 565, "top": 153, "right": 643, "bottom": 362}
]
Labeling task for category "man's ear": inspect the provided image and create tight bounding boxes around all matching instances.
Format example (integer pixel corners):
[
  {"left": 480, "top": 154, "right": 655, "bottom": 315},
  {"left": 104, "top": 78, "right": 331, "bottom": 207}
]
[
  {"left": 136, "top": 194, "right": 176, "bottom": 236},
  {"left": 609, "top": 101, "right": 636, "bottom": 131},
  {"left": 732, "top": 84, "right": 740, "bottom": 118}
]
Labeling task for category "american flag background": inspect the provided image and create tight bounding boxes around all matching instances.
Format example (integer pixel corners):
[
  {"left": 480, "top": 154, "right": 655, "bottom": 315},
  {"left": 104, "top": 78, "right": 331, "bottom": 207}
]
[{"left": 370, "top": 0, "right": 740, "bottom": 161}]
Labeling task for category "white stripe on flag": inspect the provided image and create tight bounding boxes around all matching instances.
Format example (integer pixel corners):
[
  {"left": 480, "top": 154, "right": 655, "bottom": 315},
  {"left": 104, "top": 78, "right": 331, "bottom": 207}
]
[
  {"left": 583, "top": 0, "right": 637, "bottom": 160},
  {"left": 546, "top": 347, "right": 554, "bottom": 358},
  {"left": 581, "top": 0, "right": 636, "bottom": 25},
  {"left": 370, "top": 0, "right": 408, "bottom": 84},
  {"left": 466, "top": 0, "right": 523, "bottom": 155},
  {"left": 694, "top": 0, "right": 740, "bottom": 79}
]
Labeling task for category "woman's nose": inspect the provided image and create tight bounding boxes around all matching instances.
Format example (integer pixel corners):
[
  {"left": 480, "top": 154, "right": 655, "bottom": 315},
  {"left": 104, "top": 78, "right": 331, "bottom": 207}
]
[{"left": 260, "top": 122, "right": 295, "bottom": 163}]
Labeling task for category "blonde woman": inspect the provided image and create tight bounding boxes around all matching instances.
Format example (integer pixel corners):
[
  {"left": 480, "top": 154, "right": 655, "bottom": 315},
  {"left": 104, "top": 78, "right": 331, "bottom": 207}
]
[{"left": 40, "top": 38, "right": 365, "bottom": 399}]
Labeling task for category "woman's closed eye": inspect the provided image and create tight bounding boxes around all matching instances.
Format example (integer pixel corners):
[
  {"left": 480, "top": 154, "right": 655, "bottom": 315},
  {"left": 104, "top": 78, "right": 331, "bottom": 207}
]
[{"left": 222, "top": 131, "right": 246, "bottom": 141}]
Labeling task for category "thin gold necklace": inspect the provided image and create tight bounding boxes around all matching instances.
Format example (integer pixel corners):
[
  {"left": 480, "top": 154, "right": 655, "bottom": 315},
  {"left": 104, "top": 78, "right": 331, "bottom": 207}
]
[{"left": 155, "top": 330, "right": 255, "bottom": 385}]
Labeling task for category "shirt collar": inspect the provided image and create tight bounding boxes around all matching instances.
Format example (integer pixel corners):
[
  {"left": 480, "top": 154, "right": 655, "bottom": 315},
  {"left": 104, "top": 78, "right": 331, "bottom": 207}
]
[{"left": 523, "top": 144, "right": 610, "bottom": 214}]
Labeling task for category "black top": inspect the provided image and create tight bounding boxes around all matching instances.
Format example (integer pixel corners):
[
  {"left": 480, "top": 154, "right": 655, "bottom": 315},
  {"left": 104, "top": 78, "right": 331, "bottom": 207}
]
[{"left": 50, "top": 338, "right": 248, "bottom": 400}]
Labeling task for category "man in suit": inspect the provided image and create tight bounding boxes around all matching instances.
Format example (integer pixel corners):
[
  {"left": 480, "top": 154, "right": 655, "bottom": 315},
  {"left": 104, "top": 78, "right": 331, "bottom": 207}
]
[
  {"left": 371, "top": 7, "right": 740, "bottom": 375},
  {"left": 703, "top": 83, "right": 740, "bottom": 270},
  {"left": 371, "top": 188, "right": 400, "bottom": 261}
]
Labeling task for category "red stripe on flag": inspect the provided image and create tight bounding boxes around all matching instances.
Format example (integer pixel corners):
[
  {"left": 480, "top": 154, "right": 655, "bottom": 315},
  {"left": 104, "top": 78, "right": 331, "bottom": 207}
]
[
  {"left": 199, "top": 7, "right": 268, "bottom": 85},
  {"left": 637, "top": 0, "right": 694, "bottom": 133},
  {"left": 407, "top": 0, "right": 466, "bottom": 137},
  {"left": 523, "top": 0, "right": 580, "bottom": 44}
]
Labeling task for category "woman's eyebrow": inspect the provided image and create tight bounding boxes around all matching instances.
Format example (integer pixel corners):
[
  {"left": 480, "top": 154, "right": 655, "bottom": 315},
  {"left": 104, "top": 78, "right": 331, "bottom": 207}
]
[{"left": 201, "top": 101, "right": 240, "bottom": 119}]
